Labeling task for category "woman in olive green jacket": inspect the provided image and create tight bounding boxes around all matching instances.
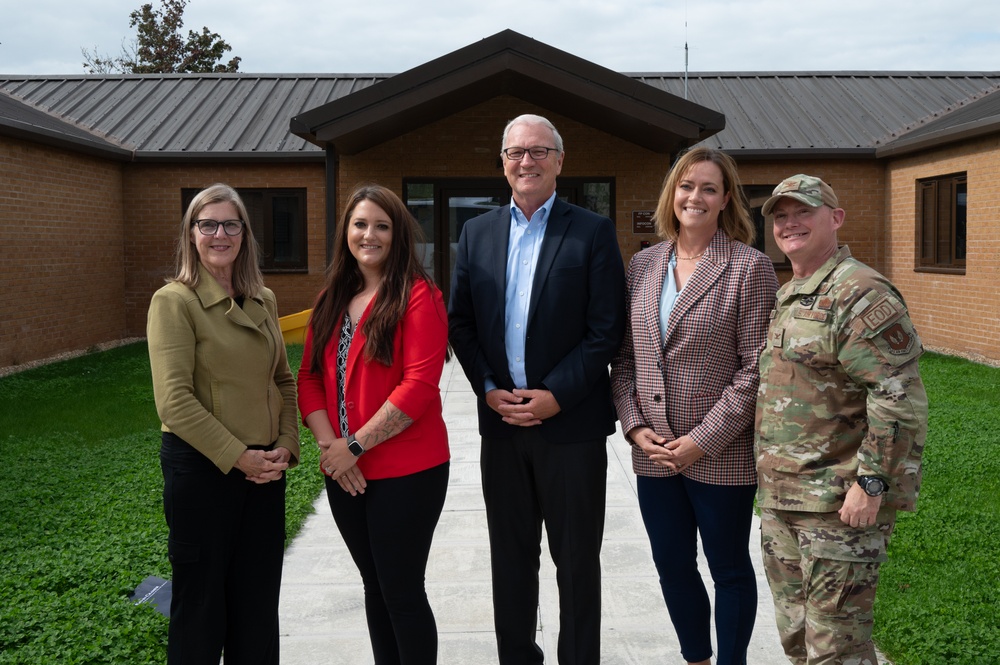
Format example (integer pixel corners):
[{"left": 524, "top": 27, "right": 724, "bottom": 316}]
[{"left": 147, "top": 184, "right": 298, "bottom": 665}]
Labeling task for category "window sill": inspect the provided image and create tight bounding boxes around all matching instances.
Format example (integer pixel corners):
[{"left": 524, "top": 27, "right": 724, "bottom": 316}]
[{"left": 913, "top": 266, "right": 966, "bottom": 276}]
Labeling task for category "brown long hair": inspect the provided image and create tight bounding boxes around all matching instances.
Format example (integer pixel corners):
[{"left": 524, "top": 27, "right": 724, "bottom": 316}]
[
  {"left": 653, "top": 147, "right": 756, "bottom": 245},
  {"left": 171, "top": 183, "right": 264, "bottom": 297},
  {"left": 308, "top": 184, "right": 433, "bottom": 373}
]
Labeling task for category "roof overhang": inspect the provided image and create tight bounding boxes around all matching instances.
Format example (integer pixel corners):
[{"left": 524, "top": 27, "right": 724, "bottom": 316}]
[
  {"left": 876, "top": 116, "right": 1000, "bottom": 158},
  {"left": 0, "top": 91, "right": 133, "bottom": 161},
  {"left": 291, "top": 30, "right": 724, "bottom": 155}
]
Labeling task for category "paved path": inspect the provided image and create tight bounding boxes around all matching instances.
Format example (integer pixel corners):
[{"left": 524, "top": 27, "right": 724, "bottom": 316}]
[{"left": 277, "top": 359, "right": 849, "bottom": 664}]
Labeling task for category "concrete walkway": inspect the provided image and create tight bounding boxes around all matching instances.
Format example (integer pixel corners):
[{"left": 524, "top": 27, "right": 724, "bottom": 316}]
[{"left": 277, "top": 359, "right": 804, "bottom": 664}]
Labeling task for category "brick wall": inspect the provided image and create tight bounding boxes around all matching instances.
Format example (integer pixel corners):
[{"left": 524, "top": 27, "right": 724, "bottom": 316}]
[
  {"left": 885, "top": 136, "right": 1000, "bottom": 362},
  {"left": 735, "top": 159, "right": 887, "bottom": 281},
  {"left": 0, "top": 137, "right": 126, "bottom": 368},
  {"left": 9, "top": 101, "right": 997, "bottom": 371}
]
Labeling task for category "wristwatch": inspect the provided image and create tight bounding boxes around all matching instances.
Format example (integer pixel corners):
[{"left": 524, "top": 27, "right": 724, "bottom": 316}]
[
  {"left": 346, "top": 434, "right": 365, "bottom": 457},
  {"left": 857, "top": 475, "right": 887, "bottom": 497}
]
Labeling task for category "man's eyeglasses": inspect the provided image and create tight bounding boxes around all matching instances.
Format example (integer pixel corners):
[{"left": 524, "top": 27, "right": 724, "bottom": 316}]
[
  {"left": 193, "top": 219, "right": 244, "bottom": 236},
  {"left": 502, "top": 146, "right": 559, "bottom": 161}
]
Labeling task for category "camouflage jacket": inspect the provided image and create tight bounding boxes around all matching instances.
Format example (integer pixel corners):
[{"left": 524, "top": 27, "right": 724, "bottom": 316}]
[{"left": 755, "top": 246, "right": 928, "bottom": 512}]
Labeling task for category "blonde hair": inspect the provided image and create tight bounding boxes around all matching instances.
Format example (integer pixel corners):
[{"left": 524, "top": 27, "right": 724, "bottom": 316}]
[
  {"left": 653, "top": 147, "right": 755, "bottom": 245},
  {"left": 171, "top": 183, "right": 264, "bottom": 298}
]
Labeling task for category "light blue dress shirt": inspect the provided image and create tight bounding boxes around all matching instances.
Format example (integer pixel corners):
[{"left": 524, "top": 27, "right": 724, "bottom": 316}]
[
  {"left": 484, "top": 192, "right": 557, "bottom": 392},
  {"left": 659, "top": 251, "right": 681, "bottom": 344}
]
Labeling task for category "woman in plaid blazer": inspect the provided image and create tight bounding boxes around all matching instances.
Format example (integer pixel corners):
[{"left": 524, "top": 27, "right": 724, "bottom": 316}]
[{"left": 611, "top": 148, "right": 779, "bottom": 665}]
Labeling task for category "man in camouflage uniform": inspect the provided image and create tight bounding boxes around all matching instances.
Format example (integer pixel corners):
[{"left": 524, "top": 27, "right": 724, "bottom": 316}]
[{"left": 755, "top": 174, "right": 928, "bottom": 665}]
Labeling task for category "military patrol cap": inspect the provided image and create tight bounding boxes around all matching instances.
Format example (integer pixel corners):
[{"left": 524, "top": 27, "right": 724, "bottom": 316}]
[{"left": 761, "top": 174, "right": 840, "bottom": 216}]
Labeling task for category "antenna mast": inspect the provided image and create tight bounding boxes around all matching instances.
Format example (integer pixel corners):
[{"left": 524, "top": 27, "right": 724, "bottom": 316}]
[{"left": 683, "top": 6, "right": 689, "bottom": 100}]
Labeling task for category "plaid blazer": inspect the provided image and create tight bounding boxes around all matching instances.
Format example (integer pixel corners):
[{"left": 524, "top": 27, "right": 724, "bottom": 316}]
[{"left": 611, "top": 230, "right": 778, "bottom": 484}]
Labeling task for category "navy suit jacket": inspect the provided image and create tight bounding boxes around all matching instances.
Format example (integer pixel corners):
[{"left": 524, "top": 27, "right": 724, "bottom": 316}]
[{"left": 448, "top": 198, "right": 626, "bottom": 443}]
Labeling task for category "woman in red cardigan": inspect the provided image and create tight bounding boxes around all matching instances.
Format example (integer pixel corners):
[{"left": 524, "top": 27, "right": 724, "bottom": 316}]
[{"left": 297, "top": 184, "right": 450, "bottom": 665}]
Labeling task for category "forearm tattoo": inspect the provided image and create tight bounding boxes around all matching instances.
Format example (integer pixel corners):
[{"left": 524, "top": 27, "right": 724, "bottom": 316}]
[{"left": 360, "top": 402, "right": 413, "bottom": 449}]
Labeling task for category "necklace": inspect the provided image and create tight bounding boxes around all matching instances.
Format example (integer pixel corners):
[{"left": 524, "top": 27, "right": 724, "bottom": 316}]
[{"left": 676, "top": 250, "right": 705, "bottom": 261}]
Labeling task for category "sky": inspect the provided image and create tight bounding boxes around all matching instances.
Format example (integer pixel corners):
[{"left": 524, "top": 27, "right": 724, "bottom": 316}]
[{"left": 2, "top": 0, "right": 1000, "bottom": 76}]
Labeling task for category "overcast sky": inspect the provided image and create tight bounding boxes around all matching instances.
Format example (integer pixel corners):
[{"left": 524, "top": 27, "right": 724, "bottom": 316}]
[{"left": 2, "top": 0, "right": 999, "bottom": 76}]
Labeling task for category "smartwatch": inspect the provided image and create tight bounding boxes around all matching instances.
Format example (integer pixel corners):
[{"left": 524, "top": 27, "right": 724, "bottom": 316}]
[
  {"left": 346, "top": 433, "right": 365, "bottom": 457},
  {"left": 857, "top": 475, "right": 887, "bottom": 497}
]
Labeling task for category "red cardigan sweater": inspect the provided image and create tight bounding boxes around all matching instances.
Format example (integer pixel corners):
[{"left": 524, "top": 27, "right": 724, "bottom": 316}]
[{"left": 297, "top": 278, "right": 450, "bottom": 479}]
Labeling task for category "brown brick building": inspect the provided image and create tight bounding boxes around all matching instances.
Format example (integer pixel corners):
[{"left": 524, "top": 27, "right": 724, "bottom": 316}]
[{"left": 2, "top": 30, "right": 999, "bottom": 369}]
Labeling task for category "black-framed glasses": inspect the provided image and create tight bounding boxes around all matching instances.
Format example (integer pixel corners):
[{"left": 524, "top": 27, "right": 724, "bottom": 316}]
[
  {"left": 502, "top": 146, "right": 559, "bottom": 161},
  {"left": 193, "top": 219, "right": 244, "bottom": 236}
]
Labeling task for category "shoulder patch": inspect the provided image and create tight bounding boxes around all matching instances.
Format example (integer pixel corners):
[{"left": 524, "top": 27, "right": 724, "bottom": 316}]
[
  {"left": 880, "top": 322, "right": 916, "bottom": 356},
  {"left": 855, "top": 293, "right": 904, "bottom": 334}
]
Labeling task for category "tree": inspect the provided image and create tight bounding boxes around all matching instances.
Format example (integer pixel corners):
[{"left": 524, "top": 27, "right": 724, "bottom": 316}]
[{"left": 82, "top": 0, "right": 241, "bottom": 74}]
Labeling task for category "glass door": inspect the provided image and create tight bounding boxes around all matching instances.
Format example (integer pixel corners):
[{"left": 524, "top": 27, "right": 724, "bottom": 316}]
[{"left": 405, "top": 179, "right": 508, "bottom": 302}]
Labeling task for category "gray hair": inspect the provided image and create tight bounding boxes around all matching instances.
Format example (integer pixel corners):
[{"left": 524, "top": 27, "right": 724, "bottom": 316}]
[{"left": 501, "top": 114, "right": 564, "bottom": 152}]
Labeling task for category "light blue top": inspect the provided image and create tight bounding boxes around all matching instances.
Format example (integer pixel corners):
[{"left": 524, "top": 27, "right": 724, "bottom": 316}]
[
  {"left": 484, "top": 191, "right": 557, "bottom": 392},
  {"left": 659, "top": 250, "right": 681, "bottom": 344}
]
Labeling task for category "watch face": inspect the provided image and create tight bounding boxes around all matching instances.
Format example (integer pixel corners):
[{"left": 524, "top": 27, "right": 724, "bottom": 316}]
[{"left": 862, "top": 477, "right": 886, "bottom": 495}]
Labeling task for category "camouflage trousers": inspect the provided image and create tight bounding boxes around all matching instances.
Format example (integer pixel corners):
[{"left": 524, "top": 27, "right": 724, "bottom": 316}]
[{"left": 760, "top": 507, "right": 897, "bottom": 665}]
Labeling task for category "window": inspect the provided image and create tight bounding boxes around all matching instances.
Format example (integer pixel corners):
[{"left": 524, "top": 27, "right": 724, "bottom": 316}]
[
  {"left": 182, "top": 188, "right": 307, "bottom": 272},
  {"left": 917, "top": 173, "right": 966, "bottom": 273},
  {"left": 744, "top": 184, "right": 790, "bottom": 267}
]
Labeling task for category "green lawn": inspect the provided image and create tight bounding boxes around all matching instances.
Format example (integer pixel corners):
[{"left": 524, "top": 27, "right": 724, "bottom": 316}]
[
  {"left": 0, "top": 342, "right": 322, "bottom": 665},
  {"left": 0, "top": 346, "right": 996, "bottom": 664},
  {"left": 873, "top": 352, "right": 1000, "bottom": 665}
]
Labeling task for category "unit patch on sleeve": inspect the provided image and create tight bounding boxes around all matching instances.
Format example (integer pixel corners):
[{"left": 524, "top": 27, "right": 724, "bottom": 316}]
[
  {"left": 881, "top": 322, "right": 915, "bottom": 355},
  {"left": 858, "top": 294, "right": 902, "bottom": 331}
]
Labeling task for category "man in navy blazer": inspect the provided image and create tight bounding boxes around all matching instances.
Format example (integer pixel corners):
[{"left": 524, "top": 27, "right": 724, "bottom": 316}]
[{"left": 449, "top": 114, "right": 626, "bottom": 665}]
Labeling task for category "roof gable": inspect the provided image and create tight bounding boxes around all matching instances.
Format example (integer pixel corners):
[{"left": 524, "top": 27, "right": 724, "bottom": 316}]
[{"left": 290, "top": 29, "right": 725, "bottom": 155}]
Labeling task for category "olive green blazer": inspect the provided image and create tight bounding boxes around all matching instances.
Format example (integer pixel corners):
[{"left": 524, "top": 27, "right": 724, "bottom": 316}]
[{"left": 147, "top": 265, "right": 299, "bottom": 473}]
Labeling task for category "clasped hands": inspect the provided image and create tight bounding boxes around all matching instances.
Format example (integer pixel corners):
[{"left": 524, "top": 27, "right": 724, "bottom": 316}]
[
  {"left": 318, "top": 437, "right": 367, "bottom": 496},
  {"left": 235, "top": 447, "right": 290, "bottom": 484},
  {"left": 487, "top": 388, "right": 561, "bottom": 426},
  {"left": 628, "top": 427, "right": 704, "bottom": 473}
]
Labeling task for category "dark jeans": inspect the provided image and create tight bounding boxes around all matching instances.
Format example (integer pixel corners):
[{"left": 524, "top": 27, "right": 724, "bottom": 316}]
[
  {"left": 481, "top": 431, "right": 607, "bottom": 665},
  {"left": 160, "top": 432, "right": 285, "bottom": 665},
  {"left": 326, "top": 462, "right": 449, "bottom": 665},
  {"left": 637, "top": 474, "right": 757, "bottom": 665}
]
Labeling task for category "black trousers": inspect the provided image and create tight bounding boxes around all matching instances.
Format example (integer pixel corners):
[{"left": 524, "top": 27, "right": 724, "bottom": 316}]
[
  {"left": 326, "top": 461, "right": 450, "bottom": 665},
  {"left": 481, "top": 430, "right": 607, "bottom": 665},
  {"left": 160, "top": 433, "right": 285, "bottom": 665}
]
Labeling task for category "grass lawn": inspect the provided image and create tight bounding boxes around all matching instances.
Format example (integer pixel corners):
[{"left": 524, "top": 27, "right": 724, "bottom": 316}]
[
  {"left": 873, "top": 352, "right": 1000, "bottom": 664},
  {"left": 0, "top": 341, "right": 322, "bottom": 665},
  {"left": 0, "top": 345, "right": 997, "bottom": 663}
]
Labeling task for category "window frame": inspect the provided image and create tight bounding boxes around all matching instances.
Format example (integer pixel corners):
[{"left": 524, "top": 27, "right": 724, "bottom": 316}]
[
  {"left": 743, "top": 184, "right": 791, "bottom": 269},
  {"left": 181, "top": 187, "right": 308, "bottom": 273},
  {"left": 915, "top": 172, "right": 967, "bottom": 275}
]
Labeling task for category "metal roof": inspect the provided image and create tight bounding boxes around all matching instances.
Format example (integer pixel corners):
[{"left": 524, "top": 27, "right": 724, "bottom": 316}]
[
  {"left": 0, "top": 88, "right": 132, "bottom": 159},
  {"left": 0, "top": 74, "right": 386, "bottom": 161},
  {"left": 876, "top": 87, "right": 1000, "bottom": 157},
  {"left": 635, "top": 71, "right": 1000, "bottom": 157},
  {"left": 2, "top": 68, "right": 999, "bottom": 161}
]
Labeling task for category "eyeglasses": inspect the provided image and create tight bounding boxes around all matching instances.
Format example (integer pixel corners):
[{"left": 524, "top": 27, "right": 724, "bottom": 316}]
[
  {"left": 502, "top": 146, "right": 559, "bottom": 161},
  {"left": 193, "top": 219, "right": 244, "bottom": 236}
]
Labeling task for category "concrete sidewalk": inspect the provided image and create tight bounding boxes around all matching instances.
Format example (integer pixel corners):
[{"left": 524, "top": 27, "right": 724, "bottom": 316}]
[{"left": 278, "top": 359, "right": 787, "bottom": 664}]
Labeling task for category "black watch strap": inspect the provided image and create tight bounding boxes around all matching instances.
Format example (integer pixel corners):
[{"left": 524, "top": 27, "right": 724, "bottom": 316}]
[
  {"left": 346, "top": 434, "right": 365, "bottom": 457},
  {"left": 858, "top": 475, "right": 886, "bottom": 497}
]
